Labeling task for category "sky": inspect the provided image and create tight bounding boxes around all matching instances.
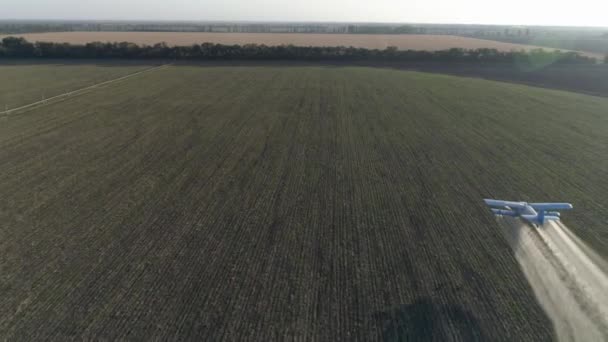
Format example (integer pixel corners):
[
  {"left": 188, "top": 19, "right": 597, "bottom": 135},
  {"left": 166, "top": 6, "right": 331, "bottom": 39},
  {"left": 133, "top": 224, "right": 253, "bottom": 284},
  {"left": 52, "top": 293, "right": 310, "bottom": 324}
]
[{"left": 2, "top": 0, "right": 608, "bottom": 27}]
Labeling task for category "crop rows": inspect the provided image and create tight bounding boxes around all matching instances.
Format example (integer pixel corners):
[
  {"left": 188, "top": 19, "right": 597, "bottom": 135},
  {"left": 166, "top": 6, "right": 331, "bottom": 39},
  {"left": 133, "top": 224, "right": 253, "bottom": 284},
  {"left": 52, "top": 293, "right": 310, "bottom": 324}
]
[
  {"left": 0, "top": 61, "right": 153, "bottom": 110},
  {"left": 1, "top": 65, "right": 607, "bottom": 340}
]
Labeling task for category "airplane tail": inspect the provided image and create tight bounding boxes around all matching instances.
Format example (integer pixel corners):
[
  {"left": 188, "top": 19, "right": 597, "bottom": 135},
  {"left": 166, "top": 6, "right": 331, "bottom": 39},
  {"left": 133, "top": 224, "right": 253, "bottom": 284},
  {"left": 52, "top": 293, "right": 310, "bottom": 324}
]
[
  {"left": 525, "top": 211, "right": 561, "bottom": 225},
  {"left": 522, "top": 214, "right": 538, "bottom": 222},
  {"left": 538, "top": 211, "right": 561, "bottom": 225}
]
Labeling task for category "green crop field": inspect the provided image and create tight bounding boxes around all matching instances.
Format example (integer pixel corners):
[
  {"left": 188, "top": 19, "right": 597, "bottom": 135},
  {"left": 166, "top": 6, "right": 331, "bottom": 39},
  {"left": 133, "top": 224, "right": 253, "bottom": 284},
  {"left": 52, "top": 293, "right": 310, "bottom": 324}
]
[
  {"left": 0, "top": 61, "right": 153, "bottom": 110},
  {"left": 1, "top": 64, "right": 607, "bottom": 340}
]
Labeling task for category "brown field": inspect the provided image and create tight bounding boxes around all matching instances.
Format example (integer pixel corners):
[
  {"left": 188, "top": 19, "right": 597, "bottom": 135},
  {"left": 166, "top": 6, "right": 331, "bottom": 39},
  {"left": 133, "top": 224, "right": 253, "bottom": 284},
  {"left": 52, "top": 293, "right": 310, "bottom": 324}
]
[{"left": 2, "top": 32, "right": 601, "bottom": 58}]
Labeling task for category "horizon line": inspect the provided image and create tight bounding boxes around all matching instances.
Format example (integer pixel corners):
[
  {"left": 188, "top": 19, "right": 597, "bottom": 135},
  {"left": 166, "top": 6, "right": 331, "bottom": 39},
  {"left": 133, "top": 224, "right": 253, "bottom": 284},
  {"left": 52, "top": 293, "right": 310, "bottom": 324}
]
[{"left": 1, "top": 18, "right": 607, "bottom": 30}]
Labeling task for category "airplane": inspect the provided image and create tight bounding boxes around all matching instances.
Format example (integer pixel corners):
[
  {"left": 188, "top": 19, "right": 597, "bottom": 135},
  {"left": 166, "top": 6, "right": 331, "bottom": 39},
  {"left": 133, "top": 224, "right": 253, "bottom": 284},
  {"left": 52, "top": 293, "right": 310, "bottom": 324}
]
[{"left": 484, "top": 199, "right": 573, "bottom": 226}]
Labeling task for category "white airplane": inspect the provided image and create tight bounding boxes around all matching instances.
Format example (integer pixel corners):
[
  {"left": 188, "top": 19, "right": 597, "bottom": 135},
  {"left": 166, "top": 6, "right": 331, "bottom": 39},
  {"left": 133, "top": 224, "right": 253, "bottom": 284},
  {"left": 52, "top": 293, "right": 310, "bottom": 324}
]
[{"left": 484, "top": 199, "right": 573, "bottom": 226}]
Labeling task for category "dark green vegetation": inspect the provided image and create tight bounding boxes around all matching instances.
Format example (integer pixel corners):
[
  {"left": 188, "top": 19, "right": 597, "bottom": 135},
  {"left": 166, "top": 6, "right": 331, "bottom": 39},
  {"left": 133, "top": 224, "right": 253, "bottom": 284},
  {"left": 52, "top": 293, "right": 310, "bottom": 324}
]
[
  {"left": 0, "top": 36, "right": 597, "bottom": 64},
  {"left": 377, "top": 62, "right": 608, "bottom": 98},
  {"left": 1, "top": 64, "right": 607, "bottom": 340},
  {"left": 0, "top": 61, "right": 151, "bottom": 109},
  {"left": 487, "top": 36, "right": 608, "bottom": 57}
]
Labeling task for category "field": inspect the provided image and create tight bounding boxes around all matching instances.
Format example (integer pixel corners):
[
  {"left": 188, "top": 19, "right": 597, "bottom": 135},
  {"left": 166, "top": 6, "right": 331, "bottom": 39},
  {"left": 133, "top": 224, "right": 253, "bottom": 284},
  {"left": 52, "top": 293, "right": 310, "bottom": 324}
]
[
  {"left": 0, "top": 61, "right": 153, "bottom": 109},
  {"left": 2, "top": 31, "right": 601, "bottom": 58},
  {"left": 1, "top": 63, "right": 608, "bottom": 340},
  {"left": 320, "top": 60, "right": 608, "bottom": 98},
  {"left": 382, "top": 62, "right": 608, "bottom": 98}
]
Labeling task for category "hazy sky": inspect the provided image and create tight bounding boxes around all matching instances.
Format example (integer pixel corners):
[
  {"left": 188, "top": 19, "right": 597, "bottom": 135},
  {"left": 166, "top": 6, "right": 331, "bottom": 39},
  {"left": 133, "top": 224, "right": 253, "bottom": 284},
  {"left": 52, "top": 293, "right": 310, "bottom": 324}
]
[{"left": 3, "top": 0, "right": 608, "bottom": 27}]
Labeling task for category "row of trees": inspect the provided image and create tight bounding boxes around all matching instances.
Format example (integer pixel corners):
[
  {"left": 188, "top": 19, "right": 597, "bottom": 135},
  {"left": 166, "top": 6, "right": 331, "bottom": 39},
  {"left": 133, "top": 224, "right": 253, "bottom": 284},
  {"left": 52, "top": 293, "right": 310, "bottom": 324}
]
[
  {"left": 346, "top": 25, "right": 423, "bottom": 34},
  {"left": 0, "top": 22, "right": 519, "bottom": 35},
  {"left": 0, "top": 37, "right": 600, "bottom": 64}
]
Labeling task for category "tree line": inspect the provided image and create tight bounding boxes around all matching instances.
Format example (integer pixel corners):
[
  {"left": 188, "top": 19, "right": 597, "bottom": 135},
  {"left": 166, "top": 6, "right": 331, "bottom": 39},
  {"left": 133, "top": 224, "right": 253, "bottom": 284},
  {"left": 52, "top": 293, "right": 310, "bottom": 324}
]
[
  {"left": 345, "top": 25, "right": 424, "bottom": 34},
  {"left": 0, "top": 37, "right": 600, "bottom": 64},
  {"left": 0, "top": 21, "right": 522, "bottom": 35}
]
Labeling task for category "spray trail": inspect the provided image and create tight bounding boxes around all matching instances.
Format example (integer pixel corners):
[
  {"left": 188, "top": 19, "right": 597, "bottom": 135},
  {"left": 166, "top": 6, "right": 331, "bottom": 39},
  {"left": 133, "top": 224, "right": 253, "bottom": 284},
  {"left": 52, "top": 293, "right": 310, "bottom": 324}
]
[{"left": 498, "top": 217, "right": 608, "bottom": 341}]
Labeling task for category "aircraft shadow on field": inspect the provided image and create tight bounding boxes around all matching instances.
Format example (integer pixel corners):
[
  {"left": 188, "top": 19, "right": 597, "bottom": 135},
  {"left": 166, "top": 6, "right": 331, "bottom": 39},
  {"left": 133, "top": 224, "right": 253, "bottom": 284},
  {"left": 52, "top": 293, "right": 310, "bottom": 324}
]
[{"left": 372, "top": 297, "right": 486, "bottom": 342}]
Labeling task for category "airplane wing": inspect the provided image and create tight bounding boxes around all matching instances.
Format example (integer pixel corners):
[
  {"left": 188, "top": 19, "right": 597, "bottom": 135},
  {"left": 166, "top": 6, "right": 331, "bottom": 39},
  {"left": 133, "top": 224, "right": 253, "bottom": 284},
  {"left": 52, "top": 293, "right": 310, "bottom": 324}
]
[
  {"left": 484, "top": 199, "right": 526, "bottom": 209},
  {"left": 530, "top": 203, "right": 573, "bottom": 211},
  {"left": 491, "top": 209, "right": 519, "bottom": 217}
]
